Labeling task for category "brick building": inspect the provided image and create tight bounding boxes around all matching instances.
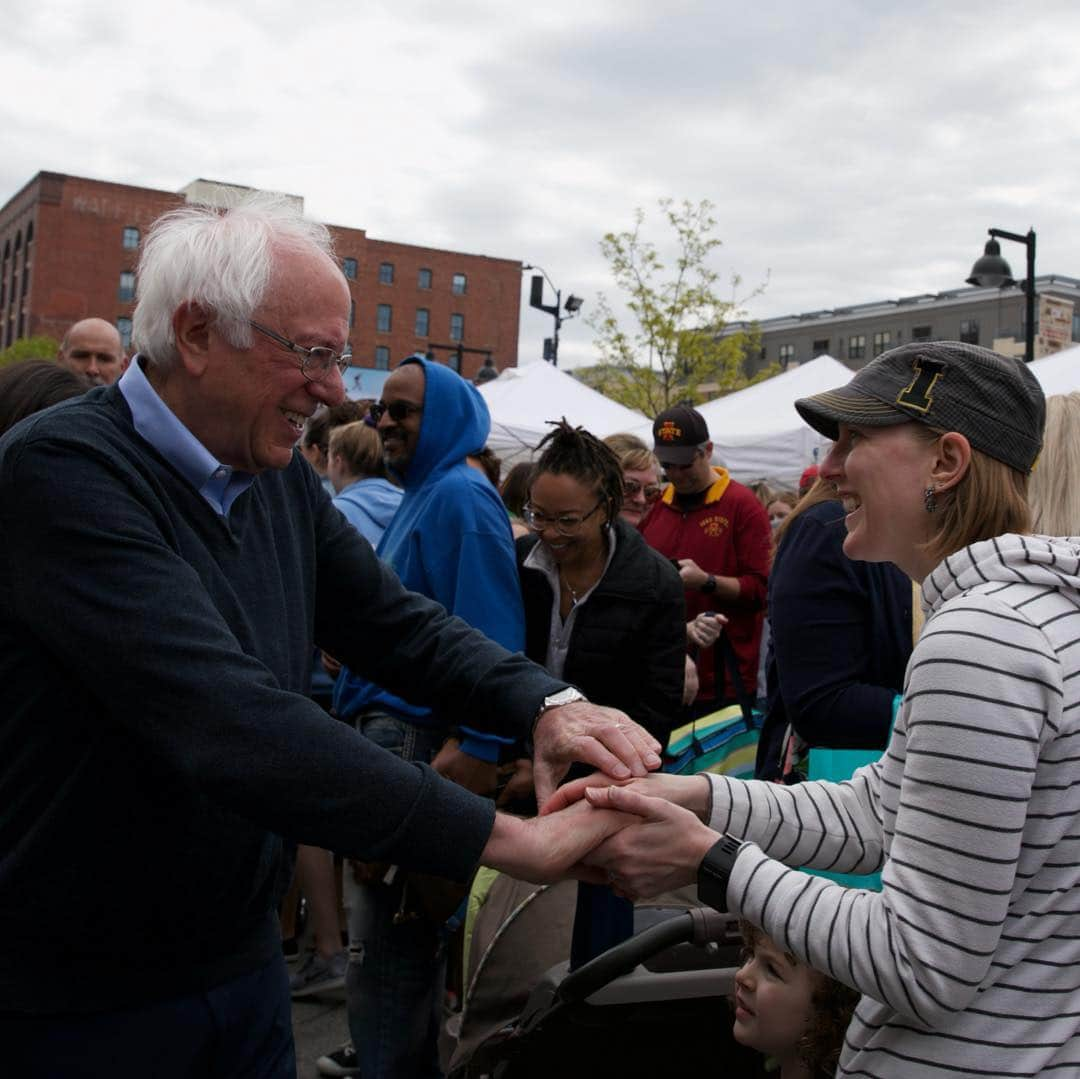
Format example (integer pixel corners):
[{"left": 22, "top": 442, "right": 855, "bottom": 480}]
[{"left": 0, "top": 172, "right": 521, "bottom": 383}]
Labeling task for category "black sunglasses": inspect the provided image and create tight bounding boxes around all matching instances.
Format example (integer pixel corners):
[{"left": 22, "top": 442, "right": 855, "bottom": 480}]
[{"left": 370, "top": 399, "right": 423, "bottom": 424}]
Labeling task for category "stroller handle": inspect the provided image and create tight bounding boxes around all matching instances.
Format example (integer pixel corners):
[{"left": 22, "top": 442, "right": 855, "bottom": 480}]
[{"left": 555, "top": 907, "right": 730, "bottom": 1006}]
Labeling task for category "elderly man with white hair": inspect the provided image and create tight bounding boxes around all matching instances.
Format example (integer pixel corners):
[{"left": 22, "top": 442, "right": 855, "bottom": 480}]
[{"left": 0, "top": 195, "right": 657, "bottom": 1079}]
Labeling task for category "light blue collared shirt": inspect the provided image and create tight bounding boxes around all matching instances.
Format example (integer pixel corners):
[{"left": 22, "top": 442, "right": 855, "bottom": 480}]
[{"left": 118, "top": 356, "right": 254, "bottom": 516}]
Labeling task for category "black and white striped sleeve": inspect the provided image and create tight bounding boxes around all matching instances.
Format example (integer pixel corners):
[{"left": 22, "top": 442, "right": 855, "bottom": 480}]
[{"left": 708, "top": 592, "right": 1061, "bottom": 1026}]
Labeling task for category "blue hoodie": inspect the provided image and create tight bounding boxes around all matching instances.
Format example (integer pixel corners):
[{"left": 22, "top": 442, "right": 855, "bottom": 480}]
[
  {"left": 333, "top": 476, "right": 402, "bottom": 548},
  {"left": 333, "top": 357, "right": 525, "bottom": 760}
]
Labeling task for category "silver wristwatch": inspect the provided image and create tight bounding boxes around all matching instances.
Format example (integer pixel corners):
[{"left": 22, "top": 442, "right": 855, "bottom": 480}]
[{"left": 534, "top": 686, "right": 587, "bottom": 725}]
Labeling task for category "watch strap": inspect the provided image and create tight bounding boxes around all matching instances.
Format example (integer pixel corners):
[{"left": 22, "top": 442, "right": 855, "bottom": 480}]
[{"left": 697, "top": 833, "right": 744, "bottom": 913}]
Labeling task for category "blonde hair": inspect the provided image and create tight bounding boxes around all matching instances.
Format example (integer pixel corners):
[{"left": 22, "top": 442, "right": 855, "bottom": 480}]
[
  {"left": 619, "top": 446, "right": 661, "bottom": 476},
  {"left": 604, "top": 432, "right": 649, "bottom": 456},
  {"left": 919, "top": 427, "right": 1031, "bottom": 565},
  {"left": 328, "top": 421, "right": 386, "bottom": 480},
  {"left": 1027, "top": 392, "right": 1080, "bottom": 537}
]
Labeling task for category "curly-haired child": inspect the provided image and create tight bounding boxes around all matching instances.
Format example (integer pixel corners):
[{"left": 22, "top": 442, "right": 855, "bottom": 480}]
[{"left": 733, "top": 921, "right": 860, "bottom": 1077}]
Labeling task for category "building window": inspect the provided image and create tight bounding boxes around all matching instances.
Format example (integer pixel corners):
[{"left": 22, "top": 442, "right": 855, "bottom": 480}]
[
  {"left": 847, "top": 335, "right": 866, "bottom": 361},
  {"left": 451, "top": 273, "right": 467, "bottom": 296},
  {"left": 349, "top": 300, "right": 356, "bottom": 328},
  {"left": 122, "top": 227, "right": 140, "bottom": 250},
  {"left": 450, "top": 313, "right": 464, "bottom": 341},
  {"left": 379, "top": 262, "right": 394, "bottom": 285},
  {"left": 118, "top": 271, "right": 136, "bottom": 302},
  {"left": 1072, "top": 313, "right": 1080, "bottom": 342},
  {"left": 872, "top": 331, "right": 891, "bottom": 356},
  {"left": 375, "top": 346, "right": 390, "bottom": 370},
  {"left": 418, "top": 268, "right": 432, "bottom": 289},
  {"left": 959, "top": 319, "right": 979, "bottom": 345},
  {"left": 117, "top": 316, "right": 132, "bottom": 350},
  {"left": 343, "top": 257, "right": 358, "bottom": 280},
  {"left": 415, "top": 308, "right": 430, "bottom": 337},
  {"left": 912, "top": 325, "right": 932, "bottom": 342},
  {"left": 812, "top": 338, "right": 829, "bottom": 357},
  {"left": 376, "top": 304, "right": 392, "bottom": 333},
  {"left": 778, "top": 344, "right": 795, "bottom": 368}
]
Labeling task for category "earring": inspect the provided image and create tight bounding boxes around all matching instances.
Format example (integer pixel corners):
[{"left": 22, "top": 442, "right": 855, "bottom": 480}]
[{"left": 924, "top": 485, "right": 937, "bottom": 514}]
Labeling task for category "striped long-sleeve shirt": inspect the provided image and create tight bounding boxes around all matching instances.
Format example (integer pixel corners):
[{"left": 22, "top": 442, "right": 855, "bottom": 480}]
[{"left": 709, "top": 533, "right": 1080, "bottom": 1077}]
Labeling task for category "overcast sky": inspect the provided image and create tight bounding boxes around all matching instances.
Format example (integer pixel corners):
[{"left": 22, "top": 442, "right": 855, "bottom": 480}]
[{"left": 6, "top": 0, "right": 1080, "bottom": 369}]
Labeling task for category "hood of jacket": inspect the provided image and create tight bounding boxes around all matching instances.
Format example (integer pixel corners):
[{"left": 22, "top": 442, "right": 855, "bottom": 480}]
[
  {"left": 923, "top": 533, "right": 1080, "bottom": 616},
  {"left": 392, "top": 355, "right": 491, "bottom": 492}
]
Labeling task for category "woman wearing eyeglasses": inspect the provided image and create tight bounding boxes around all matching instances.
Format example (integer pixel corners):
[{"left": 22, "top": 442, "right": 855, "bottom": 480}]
[{"left": 516, "top": 420, "right": 685, "bottom": 963}]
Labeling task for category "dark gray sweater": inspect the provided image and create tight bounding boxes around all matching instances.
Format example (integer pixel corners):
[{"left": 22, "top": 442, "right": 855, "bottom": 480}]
[{"left": 0, "top": 386, "right": 562, "bottom": 1013}]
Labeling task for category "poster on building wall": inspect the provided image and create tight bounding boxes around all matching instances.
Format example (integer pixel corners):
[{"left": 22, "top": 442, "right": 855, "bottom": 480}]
[{"left": 1036, "top": 295, "right": 1074, "bottom": 357}]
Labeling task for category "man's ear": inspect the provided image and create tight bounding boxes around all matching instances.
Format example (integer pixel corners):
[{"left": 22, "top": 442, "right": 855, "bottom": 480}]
[
  {"left": 929, "top": 431, "right": 972, "bottom": 494},
  {"left": 172, "top": 302, "right": 214, "bottom": 377}
]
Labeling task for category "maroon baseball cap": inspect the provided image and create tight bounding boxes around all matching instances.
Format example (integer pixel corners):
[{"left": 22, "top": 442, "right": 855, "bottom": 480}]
[{"left": 652, "top": 404, "right": 710, "bottom": 465}]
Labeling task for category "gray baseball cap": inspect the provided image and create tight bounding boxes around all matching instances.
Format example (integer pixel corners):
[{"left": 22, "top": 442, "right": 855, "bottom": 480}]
[{"left": 795, "top": 341, "right": 1045, "bottom": 474}]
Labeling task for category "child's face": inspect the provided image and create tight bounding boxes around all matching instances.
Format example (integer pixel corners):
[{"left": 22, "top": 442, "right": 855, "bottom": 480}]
[{"left": 733, "top": 934, "right": 819, "bottom": 1063}]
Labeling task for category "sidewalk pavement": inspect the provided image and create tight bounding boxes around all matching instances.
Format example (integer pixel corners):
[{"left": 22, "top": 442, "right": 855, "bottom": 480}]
[{"left": 292, "top": 990, "right": 349, "bottom": 1078}]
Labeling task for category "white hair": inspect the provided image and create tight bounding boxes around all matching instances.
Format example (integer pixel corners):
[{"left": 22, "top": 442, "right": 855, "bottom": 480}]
[{"left": 131, "top": 192, "right": 336, "bottom": 369}]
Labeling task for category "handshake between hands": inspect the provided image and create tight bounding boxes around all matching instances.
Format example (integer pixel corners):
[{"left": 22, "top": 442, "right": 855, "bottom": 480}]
[{"left": 478, "top": 701, "right": 721, "bottom": 901}]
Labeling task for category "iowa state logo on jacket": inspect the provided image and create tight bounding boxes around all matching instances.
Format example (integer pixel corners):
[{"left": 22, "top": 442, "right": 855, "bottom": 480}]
[{"left": 699, "top": 513, "right": 730, "bottom": 538}]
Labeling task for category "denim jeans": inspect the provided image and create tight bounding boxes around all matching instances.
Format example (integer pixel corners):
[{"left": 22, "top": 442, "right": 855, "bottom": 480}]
[{"left": 347, "top": 710, "right": 447, "bottom": 1079}]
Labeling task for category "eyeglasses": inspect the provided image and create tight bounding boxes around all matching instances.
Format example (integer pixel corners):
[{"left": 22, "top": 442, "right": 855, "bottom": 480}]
[
  {"left": 623, "top": 479, "right": 662, "bottom": 502},
  {"left": 369, "top": 399, "right": 423, "bottom": 424},
  {"left": 522, "top": 500, "right": 604, "bottom": 536},
  {"left": 248, "top": 320, "right": 351, "bottom": 382}
]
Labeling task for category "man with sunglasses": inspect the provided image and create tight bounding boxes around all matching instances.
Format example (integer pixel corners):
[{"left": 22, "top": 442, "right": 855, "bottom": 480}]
[
  {"left": 0, "top": 195, "right": 659, "bottom": 1079},
  {"left": 331, "top": 353, "right": 527, "bottom": 1078},
  {"left": 641, "top": 404, "right": 772, "bottom": 716}
]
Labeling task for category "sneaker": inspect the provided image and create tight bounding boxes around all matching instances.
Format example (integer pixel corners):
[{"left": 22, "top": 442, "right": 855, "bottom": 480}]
[
  {"left": 316, "top": 1042, "right": 361, "bottom": 1077},
  {"left": 289, "top": 950, "right": 347, "bottom": 998}
]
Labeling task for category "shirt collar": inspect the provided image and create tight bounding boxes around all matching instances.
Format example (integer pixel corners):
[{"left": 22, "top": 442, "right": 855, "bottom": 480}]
[
  {"left": 118, "top": 355, "right": 254, "bottom": 516},
  {"left": 523, "top": 525, "right": 618, "bottom": 593}
]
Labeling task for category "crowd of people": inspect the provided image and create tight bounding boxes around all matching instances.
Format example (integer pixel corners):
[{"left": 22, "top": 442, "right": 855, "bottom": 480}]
[{"left": 1, "top": 192, "right": 1079, "bottom": 1079}]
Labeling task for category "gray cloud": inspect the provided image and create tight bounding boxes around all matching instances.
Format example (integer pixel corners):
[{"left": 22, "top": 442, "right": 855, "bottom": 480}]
[{"left": 5, "top": 0, "right": 1080, "bottom": 371}]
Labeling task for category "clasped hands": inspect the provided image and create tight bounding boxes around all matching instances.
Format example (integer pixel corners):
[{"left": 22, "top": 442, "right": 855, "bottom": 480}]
[
  {"left": 540, "top": 771, "right": 720, "bottom": 900},
  {"left": 479, "top": 702, "right": 721, "bottom": 899}
]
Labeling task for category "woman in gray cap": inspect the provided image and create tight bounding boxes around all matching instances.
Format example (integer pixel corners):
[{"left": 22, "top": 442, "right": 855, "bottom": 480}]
[{"left": 550, "top": 341, "right": 1080, "bottom": 1077}]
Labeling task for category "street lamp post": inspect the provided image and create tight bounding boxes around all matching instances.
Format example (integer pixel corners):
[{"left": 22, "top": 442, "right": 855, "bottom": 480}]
[
  {"left": 966, "top": 227, "right": 1037, "bottom": 364},
  {"left": 524, "top": 263, "right": 583, "bottom": 366}
]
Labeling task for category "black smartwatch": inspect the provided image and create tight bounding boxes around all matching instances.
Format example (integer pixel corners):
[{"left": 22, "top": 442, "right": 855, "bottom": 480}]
[
  {"left": 701, "top": 574, "right": 717, "bottom": 594},
  {"left": 697, "top": 833, "right": 744, "bottom": 913}
]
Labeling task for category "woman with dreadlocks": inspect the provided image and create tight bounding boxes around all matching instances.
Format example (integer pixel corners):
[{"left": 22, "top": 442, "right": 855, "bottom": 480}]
[{"left": 516, "top": 419, "right": 685, "bottom": 963}]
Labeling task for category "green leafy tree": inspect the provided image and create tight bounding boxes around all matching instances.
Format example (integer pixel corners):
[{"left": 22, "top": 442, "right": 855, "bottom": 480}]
[
  {"left": 0, "top": 336, "right": 59, "bottom": 368},
  {"left": 587, "top": 199, "right": 770, "bottom": 414}
]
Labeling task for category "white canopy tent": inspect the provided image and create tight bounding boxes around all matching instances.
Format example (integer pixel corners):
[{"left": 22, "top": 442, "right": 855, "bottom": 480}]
[
  {"left": 1030, "top": 344, "right": 1080, "bottom": 397},
  {"left": 478, "top": 361, "right": 648, "bottom": 464},
  {"left": 623, "top": 354, "right": 855, "bottom": 487}
]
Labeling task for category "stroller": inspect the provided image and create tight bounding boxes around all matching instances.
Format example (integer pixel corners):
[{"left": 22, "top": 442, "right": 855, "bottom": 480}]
[{"left": 446, "top": 875, "right": 765, "bottom": 1078}]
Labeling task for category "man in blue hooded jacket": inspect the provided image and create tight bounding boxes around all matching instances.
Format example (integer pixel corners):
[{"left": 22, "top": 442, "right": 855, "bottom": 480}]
[{"left": 333, "top": 354, "right": 523, "bottom": 1078}]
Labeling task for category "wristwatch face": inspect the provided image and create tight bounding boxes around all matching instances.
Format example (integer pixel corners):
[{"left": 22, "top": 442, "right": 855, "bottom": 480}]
[{"left": 543, "top": 687, "right": 585, "bottom": 709}]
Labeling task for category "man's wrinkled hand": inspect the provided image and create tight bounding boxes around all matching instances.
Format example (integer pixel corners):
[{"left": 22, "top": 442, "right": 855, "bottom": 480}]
[
  {"left": 532, "top": 702, "right": 662, "bottom": 807},
  {"left": 480, "top": 799, "right": 637, "bottom": 885},
  {"left": 432, "top": 738, "right": 498, "bottom": 797},
  {"left": 540, "top": 770, "right": 712, "bottom": 820}
]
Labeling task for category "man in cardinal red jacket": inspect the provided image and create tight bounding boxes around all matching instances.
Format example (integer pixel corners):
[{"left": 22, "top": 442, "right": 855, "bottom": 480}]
[{"left": 641, "top": 404, "right": 771, "bottom": 715}]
